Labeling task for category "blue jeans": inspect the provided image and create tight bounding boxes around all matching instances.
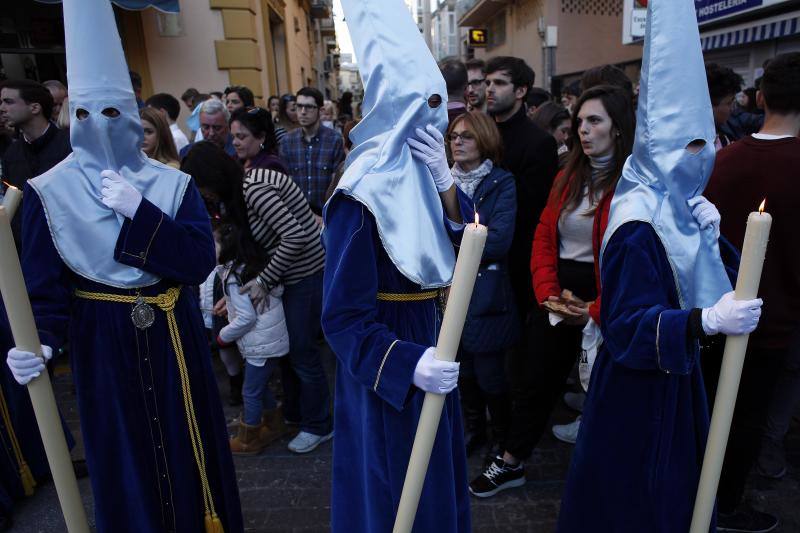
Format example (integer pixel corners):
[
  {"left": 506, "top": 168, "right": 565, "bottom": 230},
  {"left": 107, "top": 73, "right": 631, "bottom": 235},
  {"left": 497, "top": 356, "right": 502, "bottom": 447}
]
[
  {"left": 243, "top": 359, "right": 279, "bottom": 426},
  {"left": 280, "top": 271, "right": 332, "bottom": 435}
]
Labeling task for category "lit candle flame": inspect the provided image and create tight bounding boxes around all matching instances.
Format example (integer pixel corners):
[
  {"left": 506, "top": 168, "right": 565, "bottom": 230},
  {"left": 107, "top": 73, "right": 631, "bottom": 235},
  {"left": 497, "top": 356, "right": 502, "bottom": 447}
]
[
  {"left": 475, "top": 212, "right": 480, "bottom": 226},
  {"left": 759, "top": 199, "right": 766, "bottom": 214}
]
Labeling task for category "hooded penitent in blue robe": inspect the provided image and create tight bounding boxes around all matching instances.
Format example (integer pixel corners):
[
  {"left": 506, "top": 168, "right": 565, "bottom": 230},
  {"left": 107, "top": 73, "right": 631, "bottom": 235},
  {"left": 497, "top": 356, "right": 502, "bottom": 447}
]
[
  {"left": 321, "top": 0, "right": 472, "bottom": 530},
  {"left": 15, "top": 0, "right": 243, "bottom": 531},
  {"left": 557, "top": 0, "right": 734, "bottom": 531},
  {"left": 21, "top": 186, "right": 243, "bottom": 533},
  {"left": 323, "top": 197, "right": 472, "bottom": 532}
]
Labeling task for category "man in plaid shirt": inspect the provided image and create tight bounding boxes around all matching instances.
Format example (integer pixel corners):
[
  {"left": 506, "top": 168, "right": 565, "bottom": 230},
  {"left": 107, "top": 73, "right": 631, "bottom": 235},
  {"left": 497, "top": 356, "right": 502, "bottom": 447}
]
[{"left": 280, "top": 87, "right": 345, "bottom": 217}]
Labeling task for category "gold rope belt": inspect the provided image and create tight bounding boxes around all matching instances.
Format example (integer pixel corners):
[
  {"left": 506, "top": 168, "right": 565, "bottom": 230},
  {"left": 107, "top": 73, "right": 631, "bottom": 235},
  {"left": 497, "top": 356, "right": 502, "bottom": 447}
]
[
  {"left": 74, "top": 287, "right": 224, "bottom": 533},
  {"left": 376, "top": 290, "right": 439, "bottom": 302},
  {"left": 0, "top": 389, "right": 36, "bottom": 496}
]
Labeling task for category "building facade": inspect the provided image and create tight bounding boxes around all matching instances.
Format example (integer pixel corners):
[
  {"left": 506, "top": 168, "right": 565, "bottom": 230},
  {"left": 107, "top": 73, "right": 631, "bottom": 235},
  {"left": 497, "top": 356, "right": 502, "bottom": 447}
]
[
  {"left": 456, "top": 0, "right": 800, "bottom": 95},
  {"left": 432, "top": 0, "right": 460, "bottom": 59},
  {"left": 2, "top": 0, "right": 340, "bottom": 129},
  {"left": 456, "top": 0, "right": 642, "bottom": 94},
  {"left": 695, "top": 0, "right": 800, "bottom": 87}
]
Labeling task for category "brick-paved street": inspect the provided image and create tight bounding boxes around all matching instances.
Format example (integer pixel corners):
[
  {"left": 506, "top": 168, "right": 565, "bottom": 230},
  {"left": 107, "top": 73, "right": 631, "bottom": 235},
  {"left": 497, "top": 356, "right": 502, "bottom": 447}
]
[{"left": 10, "top": 345, "right": 800, "bottom": 532}]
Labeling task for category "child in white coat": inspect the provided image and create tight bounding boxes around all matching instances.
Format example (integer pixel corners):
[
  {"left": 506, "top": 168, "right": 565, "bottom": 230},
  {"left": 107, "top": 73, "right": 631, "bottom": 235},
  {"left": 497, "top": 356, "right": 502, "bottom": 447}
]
[{"left": 214, "top": 222, "right": 290, "bottom": 455}]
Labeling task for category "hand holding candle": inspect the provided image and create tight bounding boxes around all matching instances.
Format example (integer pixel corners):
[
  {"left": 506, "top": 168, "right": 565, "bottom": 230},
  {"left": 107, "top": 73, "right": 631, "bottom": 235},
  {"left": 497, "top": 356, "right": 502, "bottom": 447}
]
[
  {"left": 392, "top": 214, "right": 487, "bottom": 533},
  {"left": 0, "top": 206, "right": 89, "bottom": 532},
  {"left": 690, "top": 200, "right": 772, "bottom": 533}
]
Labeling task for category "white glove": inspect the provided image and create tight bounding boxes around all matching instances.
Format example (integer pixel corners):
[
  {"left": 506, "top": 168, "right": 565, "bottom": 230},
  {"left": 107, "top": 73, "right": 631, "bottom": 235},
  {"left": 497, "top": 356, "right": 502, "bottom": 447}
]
[
  {"left": 407, "top": 125, "right": 455, "bottom": 193},
  {"left": 688, "top": 196, "right": 721, "bottom": 240},
  {"left": 702, "top": 291, "right": 763, "bottom": 336},
  {"left": 101, "top": 170, "right": 143, "bottom": 219},
  {"left": 7, "top": 345, "right": 53, "bottom": 385},
  {"left": 412, "top": 347, "right": 459, "bottom": 394}
]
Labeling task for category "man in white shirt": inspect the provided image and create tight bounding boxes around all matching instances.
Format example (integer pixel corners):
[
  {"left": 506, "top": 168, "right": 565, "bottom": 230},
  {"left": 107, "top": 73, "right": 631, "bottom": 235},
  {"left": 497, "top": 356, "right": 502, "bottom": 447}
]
[{"left": 145, "top": 92, "right": 189, "bottom": 153}]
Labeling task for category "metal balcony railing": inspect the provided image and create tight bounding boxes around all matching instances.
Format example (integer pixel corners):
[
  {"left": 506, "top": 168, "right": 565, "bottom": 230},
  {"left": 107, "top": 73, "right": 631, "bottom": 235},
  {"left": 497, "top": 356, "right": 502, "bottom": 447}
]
[{"left": 310, "top": 0, "right": 332, "bottom": 19}]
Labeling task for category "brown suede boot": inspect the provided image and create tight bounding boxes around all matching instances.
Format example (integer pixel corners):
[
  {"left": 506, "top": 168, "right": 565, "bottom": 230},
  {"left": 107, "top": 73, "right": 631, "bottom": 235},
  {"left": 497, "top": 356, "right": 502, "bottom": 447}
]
[
  {"left": 260, "top": 407, "right": 292, "bottom": 444},
  {"left": 229, "top": 422, "right": 269, "bottom": 456}
]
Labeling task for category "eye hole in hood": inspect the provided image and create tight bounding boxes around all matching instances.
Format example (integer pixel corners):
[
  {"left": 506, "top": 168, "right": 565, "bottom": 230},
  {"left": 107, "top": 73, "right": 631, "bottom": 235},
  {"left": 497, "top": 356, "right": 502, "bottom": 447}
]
[{"left": 427, "top": 94, "right": 443, "bottom": 108}]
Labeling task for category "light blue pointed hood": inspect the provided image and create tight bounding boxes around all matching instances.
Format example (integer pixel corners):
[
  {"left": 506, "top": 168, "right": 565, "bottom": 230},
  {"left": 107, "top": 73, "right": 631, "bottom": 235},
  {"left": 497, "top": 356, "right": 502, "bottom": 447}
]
[
  {"left": 602, "top": 0, "right": 731, "bottom": 309},
  {"left": 324, "top": 0, "right": 454, "bottom": 289},
  {"left": 29, "top": 0, "right": 190, "bottom": 289}
]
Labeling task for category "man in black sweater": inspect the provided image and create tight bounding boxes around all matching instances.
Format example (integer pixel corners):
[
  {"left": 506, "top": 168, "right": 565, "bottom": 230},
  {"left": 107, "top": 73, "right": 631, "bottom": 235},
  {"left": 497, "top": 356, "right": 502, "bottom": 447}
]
[
  {"left": 485, "top": 56, "right": 558, "bottom": 320},
  {"left": 1, "top": 80, "right": 72, "bottom": 246}
]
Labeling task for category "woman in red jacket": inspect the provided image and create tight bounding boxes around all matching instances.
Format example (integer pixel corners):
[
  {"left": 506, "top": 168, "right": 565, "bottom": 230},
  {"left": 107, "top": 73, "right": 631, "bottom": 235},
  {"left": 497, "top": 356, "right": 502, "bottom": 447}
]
[{"left": 470, "top": 85, "right": 635, "bottom": 498}]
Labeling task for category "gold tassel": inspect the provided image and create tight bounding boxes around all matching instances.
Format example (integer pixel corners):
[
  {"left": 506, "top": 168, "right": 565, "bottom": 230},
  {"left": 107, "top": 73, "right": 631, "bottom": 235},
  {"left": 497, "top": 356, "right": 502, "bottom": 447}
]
[
  {"left": 19, "top": 462, "right": 36, "bottom": 496},
  {"left": 204, "top": 512, "right": 224, "bottom": 533}
]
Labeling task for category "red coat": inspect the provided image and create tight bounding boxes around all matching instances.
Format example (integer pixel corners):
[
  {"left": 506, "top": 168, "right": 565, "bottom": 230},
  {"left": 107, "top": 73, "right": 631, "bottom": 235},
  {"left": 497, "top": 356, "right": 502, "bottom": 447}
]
[{"left": 530, "top": 170, "right": 612, "bottom": 324}]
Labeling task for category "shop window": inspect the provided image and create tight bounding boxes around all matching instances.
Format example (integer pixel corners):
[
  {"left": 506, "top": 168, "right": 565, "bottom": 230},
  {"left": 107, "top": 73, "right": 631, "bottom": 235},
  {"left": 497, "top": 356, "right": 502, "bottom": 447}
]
[{"left": 487, "top": 11, "right": 506, "bottom": 49}]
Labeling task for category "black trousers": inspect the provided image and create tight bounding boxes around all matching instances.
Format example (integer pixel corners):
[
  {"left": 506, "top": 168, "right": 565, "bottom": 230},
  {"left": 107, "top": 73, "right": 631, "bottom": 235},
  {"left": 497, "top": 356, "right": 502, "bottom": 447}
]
[
  {"left": 702, "top": 329, "right": 800, "bottom": 512},
  {"left": 505, "top": 259, "right": 596, "bottom": 461}
]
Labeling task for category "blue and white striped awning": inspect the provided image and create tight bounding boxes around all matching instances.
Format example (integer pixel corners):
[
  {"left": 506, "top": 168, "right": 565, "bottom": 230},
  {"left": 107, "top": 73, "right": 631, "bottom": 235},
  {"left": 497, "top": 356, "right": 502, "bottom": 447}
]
[{"left": 701, "top": 14, "right": 800, "bottom": 51}]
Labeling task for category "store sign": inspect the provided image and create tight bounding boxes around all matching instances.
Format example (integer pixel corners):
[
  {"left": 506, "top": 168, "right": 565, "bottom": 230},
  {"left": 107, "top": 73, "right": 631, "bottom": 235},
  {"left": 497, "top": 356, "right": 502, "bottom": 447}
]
[
  {"left": 696, "top": 0, "right": 763, "bottom": 24},
  {"left": 469, "top": 28, "right": 488, "bottom": 47},
  {"left": 623, "top": 0, "right": 791, "bottom": 44}
]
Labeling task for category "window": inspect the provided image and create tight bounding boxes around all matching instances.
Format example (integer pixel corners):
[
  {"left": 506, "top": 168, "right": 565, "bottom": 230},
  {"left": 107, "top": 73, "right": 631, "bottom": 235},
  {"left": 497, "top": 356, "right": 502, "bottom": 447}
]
[{"left": 488, "top": 11, "right": 506, "bottom": 49}]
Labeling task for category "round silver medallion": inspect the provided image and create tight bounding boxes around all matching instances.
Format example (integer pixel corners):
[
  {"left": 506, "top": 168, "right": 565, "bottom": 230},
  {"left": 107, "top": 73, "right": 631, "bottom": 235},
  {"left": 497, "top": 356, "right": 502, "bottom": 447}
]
[{"left": 131, "top": 298, "right": 155, "bottom": 330}]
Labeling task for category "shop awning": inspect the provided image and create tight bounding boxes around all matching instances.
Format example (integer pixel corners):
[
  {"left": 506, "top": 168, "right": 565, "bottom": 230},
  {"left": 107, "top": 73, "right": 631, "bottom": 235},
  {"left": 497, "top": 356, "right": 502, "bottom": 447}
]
[
  {"left": 701, "top": 11, "right": 800, "bottom": 51},
  {"left": 34, "top": 0, "right": 179, "bottom": 13}
]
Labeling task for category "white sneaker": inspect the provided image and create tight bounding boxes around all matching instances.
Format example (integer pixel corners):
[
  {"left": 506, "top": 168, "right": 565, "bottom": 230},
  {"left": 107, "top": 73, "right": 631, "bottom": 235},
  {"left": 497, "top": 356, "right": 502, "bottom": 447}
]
[
  {"left": 563, "top": 391, "right": 585, "bottom": 413},
  {"left": 288, "top": 430, "right": 334, "bottom": 454},
  {"left": 552, "top": 416, "right": 581, "bottom": 444}
]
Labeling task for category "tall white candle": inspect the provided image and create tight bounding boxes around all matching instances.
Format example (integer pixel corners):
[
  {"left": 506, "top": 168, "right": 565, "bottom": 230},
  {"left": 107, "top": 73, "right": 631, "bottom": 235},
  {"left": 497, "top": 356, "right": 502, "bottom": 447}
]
[
  {"left": 393, "top": 218, "right": 487, "bottom": 533},
  {"left": 1, "top": 185, "right": 22, "bottom": 219},
  {"left": 0, "top": 207, "right": 89, "bottom": 533},
  {"left": 690, "top": 201, "right": 772, "bottom": 533}
]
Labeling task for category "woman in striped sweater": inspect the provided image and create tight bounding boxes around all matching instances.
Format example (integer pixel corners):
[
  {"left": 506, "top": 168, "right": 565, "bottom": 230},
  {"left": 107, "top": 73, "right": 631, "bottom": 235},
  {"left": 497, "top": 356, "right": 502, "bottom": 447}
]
[{"left": 182, "top": 142, "right": 333, "bottom": 454}]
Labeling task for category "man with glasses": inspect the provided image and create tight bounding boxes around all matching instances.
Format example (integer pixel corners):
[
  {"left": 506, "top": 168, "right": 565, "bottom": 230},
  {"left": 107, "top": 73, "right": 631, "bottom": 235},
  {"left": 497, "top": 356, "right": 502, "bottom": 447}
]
[
  {"left": 178, "top": 98, "right": 235, "bottom": 159},
  {"left": 280, "top": 87, "right": 345, "bottom": 218},
  {"left": 466, "top": 58, "right": 488, "bottom": 112}
]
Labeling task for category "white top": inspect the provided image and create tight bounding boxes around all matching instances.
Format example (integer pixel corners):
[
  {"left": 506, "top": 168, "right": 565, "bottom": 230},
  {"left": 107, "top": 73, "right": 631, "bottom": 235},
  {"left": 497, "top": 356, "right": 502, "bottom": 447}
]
[
  {"left": 558, "top": 191, "right": 595, "bottom": 263},
  {"left": 170, "top": 122, "right": 190, "bottom": 152},
  {"left": 557, "top": 154, "right": 613, "bottom": 264},
  {"left": 751, "top": 133, "right": 795, "bottom": 140}
]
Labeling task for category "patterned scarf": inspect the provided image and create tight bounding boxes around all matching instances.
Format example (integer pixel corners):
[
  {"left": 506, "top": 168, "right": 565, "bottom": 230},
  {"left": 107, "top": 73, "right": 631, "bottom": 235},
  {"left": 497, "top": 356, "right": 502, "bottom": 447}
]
[{"left": 451, "top": 159, "right": 494, "bottom": 198}]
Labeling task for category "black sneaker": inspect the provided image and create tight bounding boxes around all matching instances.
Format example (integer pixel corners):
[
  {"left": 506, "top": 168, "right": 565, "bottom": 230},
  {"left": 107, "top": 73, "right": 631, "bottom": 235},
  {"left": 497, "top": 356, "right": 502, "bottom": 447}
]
[
  {"left": 468, "top": 456, "right": 525, "bottom": 498},
  {"left": 717, "top": 504, "right": 779, "bottom": 533}
]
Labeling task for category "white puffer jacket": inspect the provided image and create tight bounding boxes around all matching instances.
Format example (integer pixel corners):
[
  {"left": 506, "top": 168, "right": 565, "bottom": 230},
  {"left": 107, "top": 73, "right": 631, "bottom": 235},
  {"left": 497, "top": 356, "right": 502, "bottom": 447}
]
[{"left": 217, "top": 264, "right": 289, "bottom": 366}]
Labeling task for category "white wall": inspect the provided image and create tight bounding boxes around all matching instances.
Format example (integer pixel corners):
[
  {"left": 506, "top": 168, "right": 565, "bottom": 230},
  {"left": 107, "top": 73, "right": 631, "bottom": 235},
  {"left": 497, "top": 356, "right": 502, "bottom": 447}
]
[{"left": 140, "top": 4, "right": 230, "bottom": 133}]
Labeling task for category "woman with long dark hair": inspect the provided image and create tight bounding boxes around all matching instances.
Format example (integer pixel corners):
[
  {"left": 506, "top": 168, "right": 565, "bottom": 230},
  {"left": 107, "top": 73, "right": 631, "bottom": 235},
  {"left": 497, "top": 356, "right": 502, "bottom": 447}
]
[
  {"left": 469, "top": 85, "right": 636, "bottom": 498},
  {"left": 182, "top": 142, "right": 332, "bottom": 455},
  {"left": 229, "top": 107, "right": 288, "bottom": 173}
]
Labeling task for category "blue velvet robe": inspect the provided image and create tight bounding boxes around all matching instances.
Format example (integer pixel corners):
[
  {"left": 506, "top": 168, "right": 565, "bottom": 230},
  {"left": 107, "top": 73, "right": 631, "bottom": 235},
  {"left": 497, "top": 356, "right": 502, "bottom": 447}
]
[
  {"left": 0, "top": 305, "right": 50, "bottom": 517},
  {"left": 20, "top": 183, "right": 243, "bottom": 533},
  {"left": 557, "top": 222, "right": 715, "bottom": 533},
  {"left": 322, "top": 195, "right": 471, "bottom": 533}
]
